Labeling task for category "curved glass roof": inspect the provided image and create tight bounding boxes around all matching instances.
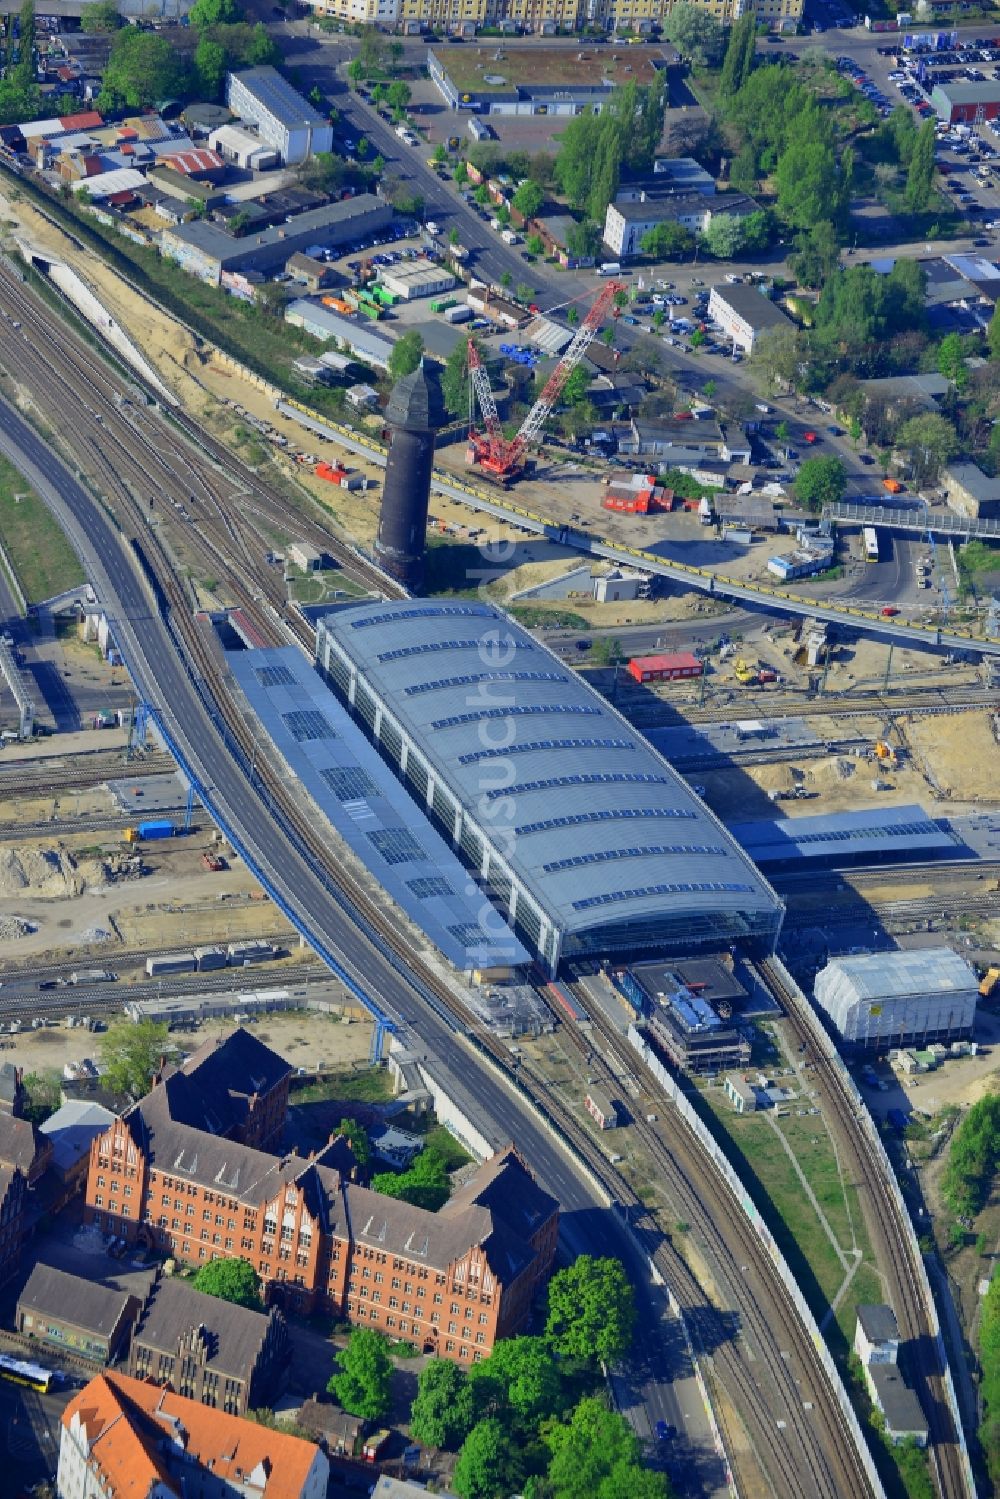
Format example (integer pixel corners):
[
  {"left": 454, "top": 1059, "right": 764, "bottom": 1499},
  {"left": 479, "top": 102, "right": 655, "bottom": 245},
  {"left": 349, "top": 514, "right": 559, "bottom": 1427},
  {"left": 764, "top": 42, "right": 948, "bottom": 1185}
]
[{"left": 319, "top": 602, "right": 783, "bottom": 940}]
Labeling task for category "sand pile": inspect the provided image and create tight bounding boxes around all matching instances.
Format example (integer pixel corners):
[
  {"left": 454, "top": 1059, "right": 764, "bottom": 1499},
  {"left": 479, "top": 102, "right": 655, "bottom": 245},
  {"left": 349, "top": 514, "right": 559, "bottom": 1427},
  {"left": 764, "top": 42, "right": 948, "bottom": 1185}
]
[
  {"left": 0, "top": 915, "right": 36, "bottom": 940},
  {"left": 906, "top": 711, "right": 1000, "bottom": 801},
  {"left": 0, "top": 845, "right": 76, "bottom": 898}
]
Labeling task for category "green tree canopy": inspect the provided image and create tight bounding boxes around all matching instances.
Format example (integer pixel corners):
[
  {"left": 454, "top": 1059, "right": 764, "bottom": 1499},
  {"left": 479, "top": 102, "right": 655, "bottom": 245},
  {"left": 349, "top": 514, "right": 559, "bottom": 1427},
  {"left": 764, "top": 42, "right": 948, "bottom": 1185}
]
[
  {"left": 988, "top": 307, "right": 1000, "bottom": 362},
  {"left": 905, "top": 118, "right": 936, "bottom": 212},
  {"left": 336, "top": 1117, "right": 370, "bottom": 1169},
  {"left": 794, "top": 455, "right": 846, "bottom": 513},
  {"left": 189, "top": 0, "right": 241, "bottom": 27},
  {"left": 22, "top": 1070, "right": 62, "bottom": 1128},
  {"left": 81, "top": 0, "right": 120, "bottom": 29},
  {"left": 195, "top": 37, "right": 227, "bottom": 100},
  {"left": 473, "top": 1336, "right": 563, "bottom": 1426},
  {"left": 545, "top": 1396, "right": 671, "bottom": 1499},
  {"left": 562, "top": 364, "right": 591, "bottom": 407},
  {"left": 566, "top": 219, "right": 601, "bottom": 260},
  {"left": 388, "top": 330, "right": 425, "bottom": 381},
  {"left": 937, "top": 332, "right": 968, "bottom": 389},
  {"left": 663, "top": 2, "right": 723, "bottom": 65},
  {"left": 790, "top": 220, "right": 840, "bottom": 289},
  {"left": 452, "top": 1418, "right": 523, "bottom": 1499},
  {"left": 98, "top": 29, "right": 188, "bottom": 111},
  {"left": 640, "top": 221, "right": 695, "bottom": 261},
  {"left": 895, "top": 411, "right": 958, "bottom": 485},
  {"left": 719, "top": 12, "right": 757, "bottom": 98},
  {"left": 443, "top": 337, "right": 477, "bottom": 416},
  {"left": 700, "top": 212, "right": 747, "bottom": 259},
  {"left": 328, "top": 1327, "right": 393, "bottom": 1421},
  {"left": 545, "top": 1256, "right": 635, "bottom": 1365},
  {"left": 387, "top": 79, "right": 411, "bottom": 116},
  {"left": 751, "top": 325, "right": 805, "bottom": 393},
  {"left": 942, "top": 1095, "right": 1000, "bottom": 1219},
  {"left": 554, "top": 77, "right": 666, "bottom": 225},
  {"left": 372, "top": 1145, "right": 450, "bottom": 1210},
  {"left": 409, "top": 1358, "right": 479, "bottom": 1450},
  {"left": 513, "top": 179, "right": 544, "bottom": 221},
  {"left": 192, "top": 1256, "right": 263, "bottom": 1310},
  {"left": 775, "top": 128, "right": 842, "bottom": 233},
  {"left": 99, "top": 1018, "right": 171, "bottom": 1098},
  {"left": 978, "top": 1262, "right": 1000, "bottom": 1484}
]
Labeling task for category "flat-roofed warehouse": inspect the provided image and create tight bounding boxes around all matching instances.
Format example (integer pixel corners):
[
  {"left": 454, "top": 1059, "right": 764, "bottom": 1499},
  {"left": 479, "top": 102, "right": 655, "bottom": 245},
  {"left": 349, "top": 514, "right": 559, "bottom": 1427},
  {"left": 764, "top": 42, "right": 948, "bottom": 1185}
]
[{"left": 315, "top": 601, "right": 784, "bottom": 974}]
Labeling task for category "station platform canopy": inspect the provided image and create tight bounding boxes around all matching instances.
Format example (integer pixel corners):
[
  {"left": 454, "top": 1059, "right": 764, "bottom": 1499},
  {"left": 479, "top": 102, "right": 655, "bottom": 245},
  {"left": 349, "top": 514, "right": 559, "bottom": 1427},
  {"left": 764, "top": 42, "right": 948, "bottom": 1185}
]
[{"left": 228, "top": 645, "right": 529, "bottom": 974}]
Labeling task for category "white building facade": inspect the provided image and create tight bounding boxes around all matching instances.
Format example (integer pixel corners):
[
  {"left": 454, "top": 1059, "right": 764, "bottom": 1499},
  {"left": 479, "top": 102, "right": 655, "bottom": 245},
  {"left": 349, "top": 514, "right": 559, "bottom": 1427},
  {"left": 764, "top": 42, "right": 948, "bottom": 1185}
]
[{"left": 226, "top": 68, "right": 333, "bottom": 165}]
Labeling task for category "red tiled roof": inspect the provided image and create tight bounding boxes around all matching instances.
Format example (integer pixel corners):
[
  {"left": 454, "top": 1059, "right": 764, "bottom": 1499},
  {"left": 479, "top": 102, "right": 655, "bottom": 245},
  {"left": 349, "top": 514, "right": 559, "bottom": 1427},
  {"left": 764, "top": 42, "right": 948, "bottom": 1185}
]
[
  {"left": 160, "top": 147, "right": 224, "bottom": 175},
  {"left": 62, "top": 1372, "right": 323, "bottom": 1499},
  {"left": 58, "top": 110, "right": 102, "bottom": 130}
]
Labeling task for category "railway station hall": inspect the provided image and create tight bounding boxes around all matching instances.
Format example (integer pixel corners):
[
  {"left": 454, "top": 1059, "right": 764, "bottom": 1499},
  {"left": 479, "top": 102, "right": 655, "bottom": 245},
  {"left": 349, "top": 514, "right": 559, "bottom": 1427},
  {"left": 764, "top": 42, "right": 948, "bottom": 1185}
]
[{"left": 315, "top": 601, "right": 785, "bottom": 975}]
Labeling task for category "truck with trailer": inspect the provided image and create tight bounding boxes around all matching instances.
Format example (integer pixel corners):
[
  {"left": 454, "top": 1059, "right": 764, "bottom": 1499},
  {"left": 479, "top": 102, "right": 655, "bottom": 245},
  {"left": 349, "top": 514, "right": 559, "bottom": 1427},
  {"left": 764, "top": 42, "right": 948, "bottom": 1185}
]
[{"left": 70, "top": 970, "right": 116, "bottom": 986}]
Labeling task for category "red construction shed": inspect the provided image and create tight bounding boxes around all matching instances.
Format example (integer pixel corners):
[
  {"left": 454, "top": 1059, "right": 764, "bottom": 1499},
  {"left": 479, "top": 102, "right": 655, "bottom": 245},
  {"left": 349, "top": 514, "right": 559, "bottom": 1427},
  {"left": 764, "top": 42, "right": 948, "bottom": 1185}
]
[{"left": 628, "top": 652, "right": 703, "bottom": 683}]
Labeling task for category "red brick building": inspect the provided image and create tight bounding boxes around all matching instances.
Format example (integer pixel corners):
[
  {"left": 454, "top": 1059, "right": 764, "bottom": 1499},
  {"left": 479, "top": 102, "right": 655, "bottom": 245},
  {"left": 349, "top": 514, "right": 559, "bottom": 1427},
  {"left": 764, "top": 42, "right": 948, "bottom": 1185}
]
[
  {"left": 84, "top": 1030, "right": 558, "bottom": 1364},
  {"left": 0, "top": 1164, "right": 26, "bottom": 1287}
]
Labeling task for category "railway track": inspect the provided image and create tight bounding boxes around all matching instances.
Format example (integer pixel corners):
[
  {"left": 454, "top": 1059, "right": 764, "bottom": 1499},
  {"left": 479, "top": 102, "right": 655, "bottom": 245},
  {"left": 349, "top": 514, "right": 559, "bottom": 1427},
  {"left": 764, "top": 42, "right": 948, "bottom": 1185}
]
[
  {"left": 0, "top": 266, "right": 886, "bottom": 1496},
  {"left": 633, "top": 688, "right": 996, "bottom": 727},
  {"left": 0, "top": 749, "right": 175, "bottom": 799},
  {"left": 540, "top": 978, "right": 878, "bottom": 1499},
  {"left": 757, "top": 959, "right": 970, "bottom": 1499},
  {"left": 783, "top": 888, "right": 1000, "bottom": 930}
]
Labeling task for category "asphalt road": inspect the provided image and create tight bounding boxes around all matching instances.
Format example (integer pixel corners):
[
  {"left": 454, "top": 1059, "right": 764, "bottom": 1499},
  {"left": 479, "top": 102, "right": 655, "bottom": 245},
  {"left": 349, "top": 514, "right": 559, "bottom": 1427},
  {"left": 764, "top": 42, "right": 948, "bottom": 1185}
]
[{"left": 0, "top": 396, "right": 718, "bottom": 1481}]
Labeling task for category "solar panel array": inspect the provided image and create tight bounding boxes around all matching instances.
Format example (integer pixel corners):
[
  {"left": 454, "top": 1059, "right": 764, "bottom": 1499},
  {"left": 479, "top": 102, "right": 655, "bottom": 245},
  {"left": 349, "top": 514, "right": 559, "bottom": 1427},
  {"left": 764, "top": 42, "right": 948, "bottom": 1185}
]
[{"left": 282, "top": 710, "right": 337, "bottom": 743}]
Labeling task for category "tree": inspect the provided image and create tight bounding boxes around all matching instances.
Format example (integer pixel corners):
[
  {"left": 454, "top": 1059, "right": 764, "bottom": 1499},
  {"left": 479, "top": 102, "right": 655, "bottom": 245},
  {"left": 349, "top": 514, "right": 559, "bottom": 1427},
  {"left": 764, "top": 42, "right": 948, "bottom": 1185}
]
[
  {"left": 905, "top": 118, "right": 936, "bottom": 212},
  {"left": 545, "top": 1256, "right": 635, "bottom": 1365},
  {"left": 387, "top": 79, "right": 411, "bottom": 118},
  {"left": 566, "top": 219, "right": 600, "bottom": 260},
  {"left": 937, "top": 332, "right": 968, "bottom": 390},
  {"left": 476, "top": 1336, "right": 562, "bottom": 1426},
  {"left": 790, "top": 220, "right": 840, "bottom": 289},
  {"left": 336, "top": 1117, "right": 370, "bottom": 1169},
  {"left": 752, "top": 325, "right": 804, "bottom": 393},
  {"left": 22, "top": 1070, "right": 62, "bottom": 1128},
  {"left": 189, "top": 0, "right": 241, "bottom": 26},
  {"left": 442, "top": 337, "right": 476, "bottom": 417},
  {"left": 775, "top": 133, "right": 841, "bottom": 233},
  {"left": 432, "top": 143, "right": 447, "bottom": 165},
  {"left": 544, "top": 1397, "right": 670, "bottom": 1499},
  {"left": 410, "top": 1359, "right": 478, "bottom": 1450},
  {"left": 388, "top": 330, "right": 424, "bottom": 381},
  {"left": 192, "top": 1257, "right": 263, "bottom": 1310},
  {"left": 896, "top": 411, "right": 958, "bottom": 485},
  {"left": 988, "top": 307, "right": 1000, "bottom": 362},
  {"left": 794, "top": 455, "right": 847, "bottom": 513},
  {"left": 513, "top": 179, "right": 544, "bottom": 221},
  {"left": 516, "top": 282, "right": 534, "bottom": 305},
  {"left": 719, "top": 12, "right": 757, "bottom": 98},
  {"left": 562, "top": 364, "right": 591, "bottom": 406},
  {"left": 246, "top": 21, "right": 278, "bottom": 66},
  {"left": 527, "top": 234, "right": 544, "bottom": 256},
  {"left": 81, "top": 0, "right": 120, "bottom": 29},
  {"left": 373, "top": 1144, "right": 449, "bottom": 1210},
  {"left": 100, "top": 1018, "right": 170, "bottom": 1098},
  {"left": 567, "top": 306, "right": 580, "bottom": 327},
  {"left": 640, "top": 222, "right": 695, "bottom": 261},
  {"left": 99, "top": 29, "right": 187, "bottom": 111},
  {"left": 328, "top": 1327, "right": 393, "bottom": 1421},
  {"left": 195, "top": 36, "right": 226, "bottom": 100},
  {"left": 700, "top": 213, "right": 746, "bottom": 259},
  {"left": 663, "top": 2, "right": 723, "bottom": 65},
  {"left": 452, "top": 1418, "right": 523, "bottom": 1499}
]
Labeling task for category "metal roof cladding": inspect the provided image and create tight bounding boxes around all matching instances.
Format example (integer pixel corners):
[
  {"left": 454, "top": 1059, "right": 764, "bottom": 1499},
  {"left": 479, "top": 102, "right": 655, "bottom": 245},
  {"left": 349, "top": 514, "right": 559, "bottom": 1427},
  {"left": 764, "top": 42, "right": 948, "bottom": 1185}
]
[
  {"left": 228, "top": 645, "right": 528, "bottom": 973},
  {"left": 318, "top": 601, "right": 784, "bottom": 943}
]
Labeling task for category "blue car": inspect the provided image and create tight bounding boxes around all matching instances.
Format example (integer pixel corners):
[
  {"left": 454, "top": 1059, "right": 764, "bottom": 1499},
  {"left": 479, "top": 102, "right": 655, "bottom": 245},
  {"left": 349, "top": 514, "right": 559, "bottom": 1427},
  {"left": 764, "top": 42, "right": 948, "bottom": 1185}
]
[{"left": 655, "top": 1421, "right": 677, "bottom": 1441}]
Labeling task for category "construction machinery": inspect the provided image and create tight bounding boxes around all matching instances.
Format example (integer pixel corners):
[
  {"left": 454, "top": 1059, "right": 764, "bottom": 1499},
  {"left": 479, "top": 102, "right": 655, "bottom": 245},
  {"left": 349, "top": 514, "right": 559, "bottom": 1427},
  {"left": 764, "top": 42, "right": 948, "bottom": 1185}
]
[
  {"left": 979, "top": 966, "right": 1000, "bottom": 1000},
  {"left": 733, "top": 658, "right": 757, "bottom": 685},
  {"left": 873, "top": 739, "right": 898, "bottom": 767},
  {"left": 465, "top": 280, "right": 624, "bottom": 484}
]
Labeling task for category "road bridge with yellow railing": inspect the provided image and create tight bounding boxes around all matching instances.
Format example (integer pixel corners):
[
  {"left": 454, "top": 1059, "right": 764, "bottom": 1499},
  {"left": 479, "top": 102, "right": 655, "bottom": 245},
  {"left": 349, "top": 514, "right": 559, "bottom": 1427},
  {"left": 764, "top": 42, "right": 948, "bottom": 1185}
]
[{"left": 277, "top": 400, "right": 1000, "bottom": 660}]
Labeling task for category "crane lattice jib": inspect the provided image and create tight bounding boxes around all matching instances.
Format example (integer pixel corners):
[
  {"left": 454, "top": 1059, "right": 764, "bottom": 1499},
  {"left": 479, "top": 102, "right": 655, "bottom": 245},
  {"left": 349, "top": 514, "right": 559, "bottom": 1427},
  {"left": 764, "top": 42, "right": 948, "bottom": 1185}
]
[
  {"left": 506, "top": 280, "right": 624, "bottom": 472},
  {"left": 466, "top": 338, "right": 504, "bottom": 448}
]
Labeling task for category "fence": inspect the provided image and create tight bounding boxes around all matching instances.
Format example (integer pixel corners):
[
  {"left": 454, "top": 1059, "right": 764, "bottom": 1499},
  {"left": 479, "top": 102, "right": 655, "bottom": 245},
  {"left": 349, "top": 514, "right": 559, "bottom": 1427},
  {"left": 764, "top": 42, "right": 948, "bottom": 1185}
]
[{"left": 627, "top": 1021, "right": 887, "bottom": 1499}]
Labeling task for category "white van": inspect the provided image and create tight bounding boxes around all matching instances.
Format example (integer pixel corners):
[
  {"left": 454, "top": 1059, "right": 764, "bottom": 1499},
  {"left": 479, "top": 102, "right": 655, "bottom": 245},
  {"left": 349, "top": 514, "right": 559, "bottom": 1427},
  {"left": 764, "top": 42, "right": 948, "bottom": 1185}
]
[{"left": 599, "top": 261, "right": 622, "bottom": 276}]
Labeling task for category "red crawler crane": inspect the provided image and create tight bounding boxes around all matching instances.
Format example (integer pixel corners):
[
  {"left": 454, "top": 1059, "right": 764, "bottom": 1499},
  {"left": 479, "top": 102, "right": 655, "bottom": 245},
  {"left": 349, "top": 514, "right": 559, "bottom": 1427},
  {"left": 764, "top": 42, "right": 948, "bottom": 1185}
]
[{"left": 465, "top": 280, "right": 624, "bottom": 484}]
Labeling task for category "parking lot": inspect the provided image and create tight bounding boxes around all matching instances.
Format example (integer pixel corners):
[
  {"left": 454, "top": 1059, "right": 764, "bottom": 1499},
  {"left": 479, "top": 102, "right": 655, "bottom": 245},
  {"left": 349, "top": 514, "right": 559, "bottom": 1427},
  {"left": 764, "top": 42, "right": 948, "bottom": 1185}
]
[{"left": 835, "top": 40, "right": 1000, "bottom": 237}]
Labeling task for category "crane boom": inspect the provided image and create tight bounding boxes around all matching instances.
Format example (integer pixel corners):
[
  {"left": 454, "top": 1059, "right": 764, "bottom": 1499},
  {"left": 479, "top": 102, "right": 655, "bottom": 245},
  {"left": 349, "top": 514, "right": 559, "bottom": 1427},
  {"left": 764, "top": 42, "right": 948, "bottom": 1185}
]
[{"left": 466, "top": 281, "right": 623, "bottom": 483}]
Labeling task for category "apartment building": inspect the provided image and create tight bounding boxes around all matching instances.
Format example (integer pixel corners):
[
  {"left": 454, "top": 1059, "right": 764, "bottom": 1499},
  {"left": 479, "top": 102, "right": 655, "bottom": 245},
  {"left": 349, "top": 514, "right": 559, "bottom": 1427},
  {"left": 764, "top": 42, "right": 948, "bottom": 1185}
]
[
  {"left": 0, "top": 1165, "right": 26, "bottom": 1287},
  {"left": 59, "top": 1371, "right": 328, "bottom": 1499},
  {"left": 84, "top": 1031, "right": 559, "bottom": 1363},
  {"left": 303, "top": 0, "right": 400, "bottom": 24},
  {"left": 225, "top": 67, "right": 333, "bottom": 165}
]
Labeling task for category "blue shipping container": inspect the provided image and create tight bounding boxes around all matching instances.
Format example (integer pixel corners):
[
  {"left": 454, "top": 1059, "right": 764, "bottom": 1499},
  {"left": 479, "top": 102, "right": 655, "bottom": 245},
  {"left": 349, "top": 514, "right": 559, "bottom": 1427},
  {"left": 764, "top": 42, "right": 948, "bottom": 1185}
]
[{"left": 138, "top": 819, "right": 175, "bottom": 840}]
